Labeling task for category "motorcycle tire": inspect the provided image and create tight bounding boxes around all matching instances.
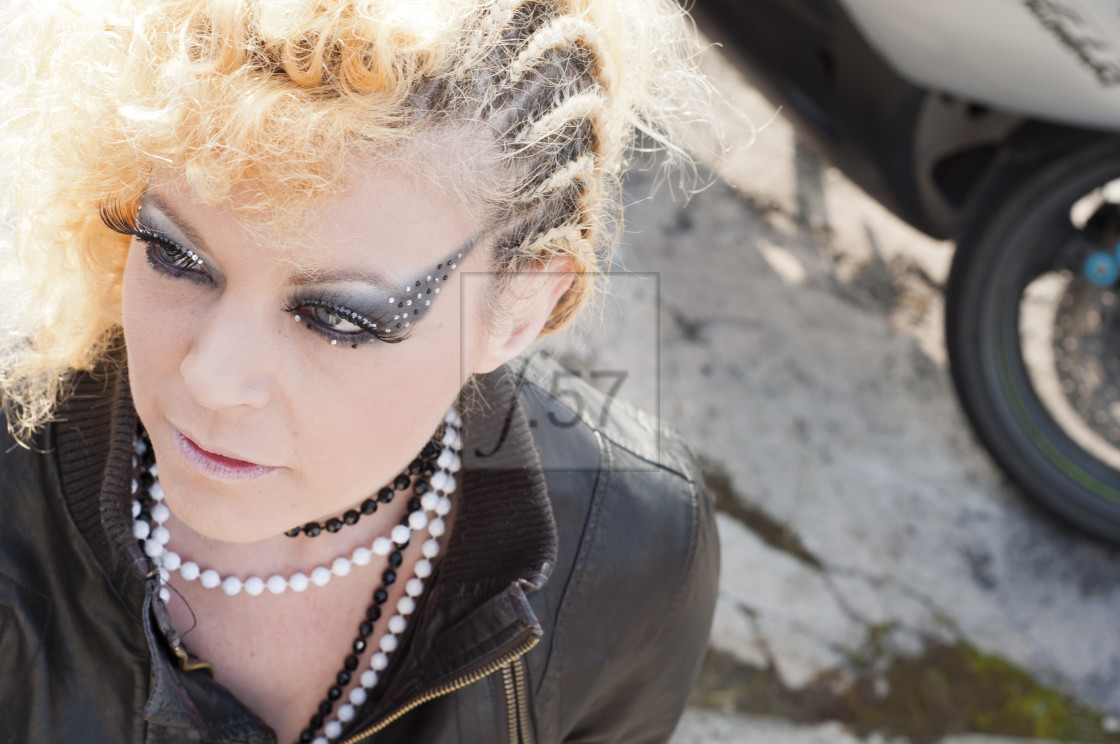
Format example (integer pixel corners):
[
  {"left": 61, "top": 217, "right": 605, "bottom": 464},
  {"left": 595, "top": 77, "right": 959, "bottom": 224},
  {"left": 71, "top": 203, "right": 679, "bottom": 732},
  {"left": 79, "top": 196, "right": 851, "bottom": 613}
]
[{"left": 946, "top": 134, "right": 1120, "bottom": 544}]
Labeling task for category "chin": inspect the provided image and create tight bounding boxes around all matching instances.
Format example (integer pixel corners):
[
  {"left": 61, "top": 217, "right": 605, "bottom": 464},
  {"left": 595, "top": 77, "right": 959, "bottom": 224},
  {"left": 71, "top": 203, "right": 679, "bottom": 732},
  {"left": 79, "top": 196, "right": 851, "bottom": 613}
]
[{"left": 160, "top": 482, "right": 289, "bottom": 545}]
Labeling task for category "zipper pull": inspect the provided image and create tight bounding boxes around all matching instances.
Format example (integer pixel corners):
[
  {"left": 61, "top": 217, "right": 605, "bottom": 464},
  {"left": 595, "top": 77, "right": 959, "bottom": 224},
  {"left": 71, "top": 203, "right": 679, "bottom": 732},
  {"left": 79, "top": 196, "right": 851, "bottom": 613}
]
[{"left": 170, "top": 642, "right": 216, "bottom": 676}]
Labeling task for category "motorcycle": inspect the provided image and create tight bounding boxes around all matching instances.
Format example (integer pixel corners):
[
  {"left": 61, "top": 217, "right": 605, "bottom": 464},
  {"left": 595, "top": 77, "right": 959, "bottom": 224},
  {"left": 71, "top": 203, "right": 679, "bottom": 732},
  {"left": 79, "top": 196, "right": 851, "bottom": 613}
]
[{"left": 692, "top": 0, "right": 1120, "bottom": 543}]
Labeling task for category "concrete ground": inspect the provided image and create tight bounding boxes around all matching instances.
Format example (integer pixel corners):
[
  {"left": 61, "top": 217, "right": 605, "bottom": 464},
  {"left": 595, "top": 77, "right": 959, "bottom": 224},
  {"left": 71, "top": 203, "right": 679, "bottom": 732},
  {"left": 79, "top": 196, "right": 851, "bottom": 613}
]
[{"left": 539, "top": 40, "right": 1120, "bottom": 744}]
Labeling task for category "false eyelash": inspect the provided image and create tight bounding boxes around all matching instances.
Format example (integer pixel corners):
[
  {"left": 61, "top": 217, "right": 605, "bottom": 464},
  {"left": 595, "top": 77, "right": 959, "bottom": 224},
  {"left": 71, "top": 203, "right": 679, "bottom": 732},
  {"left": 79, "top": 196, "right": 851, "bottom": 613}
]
[
  {"left": 281, "top": 298, "right": 411, "bottom": 346},
  {"left": 99, "top": 201, "right": 207, "bottom": 277},
  {"left": 99, "top": 201, "right": 141, "bottom": 236}
]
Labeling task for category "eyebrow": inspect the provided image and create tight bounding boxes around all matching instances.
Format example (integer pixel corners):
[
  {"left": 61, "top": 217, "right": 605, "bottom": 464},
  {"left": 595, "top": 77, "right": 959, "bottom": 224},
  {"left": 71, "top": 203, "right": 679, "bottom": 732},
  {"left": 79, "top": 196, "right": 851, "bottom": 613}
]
[
  {"left": 141, "top": 190, "right": 478, "bottom": 292},
  {"left": 141, "top": 192, "right": 213, "bottom": 255},
  {"left": 290, "top": 239, "right": 477, "bottom": 292},
  {"left": 290, "top": 265, "right": 396, "bottom": 291}
]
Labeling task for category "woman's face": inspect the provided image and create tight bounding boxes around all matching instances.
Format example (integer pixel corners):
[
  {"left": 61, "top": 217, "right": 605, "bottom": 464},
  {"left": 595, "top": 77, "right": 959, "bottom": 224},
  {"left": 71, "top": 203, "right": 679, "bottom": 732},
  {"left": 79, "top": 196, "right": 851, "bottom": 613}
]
[{"left": 121, "top": 163, "right": 492, "bottom": 543}]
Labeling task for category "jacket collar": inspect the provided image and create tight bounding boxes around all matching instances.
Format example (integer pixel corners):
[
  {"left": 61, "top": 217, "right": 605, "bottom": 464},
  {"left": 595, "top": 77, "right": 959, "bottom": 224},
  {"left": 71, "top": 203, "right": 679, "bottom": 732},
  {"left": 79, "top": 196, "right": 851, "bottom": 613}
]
[{"left": 51, "top": 355, "right": 558, "bottom": 737}]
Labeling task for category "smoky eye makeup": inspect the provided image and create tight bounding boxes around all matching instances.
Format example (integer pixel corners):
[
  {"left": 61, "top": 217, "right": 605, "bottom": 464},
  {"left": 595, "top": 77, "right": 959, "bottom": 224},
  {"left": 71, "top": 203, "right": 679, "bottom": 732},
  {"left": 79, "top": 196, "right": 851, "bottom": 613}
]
[
  {"left": 282, "top": 292, "right": 410, "bottom": 347},
  {"left": 285, "top": 241, "right": 473, "bottom": 349}
]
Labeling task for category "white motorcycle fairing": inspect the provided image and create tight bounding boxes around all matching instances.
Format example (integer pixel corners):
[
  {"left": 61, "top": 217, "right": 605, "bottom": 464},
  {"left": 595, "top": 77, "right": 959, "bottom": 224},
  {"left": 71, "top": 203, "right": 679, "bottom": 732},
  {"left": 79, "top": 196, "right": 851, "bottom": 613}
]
[{"left": 838, "top": 0, "right": 1120, "bottom": 132}]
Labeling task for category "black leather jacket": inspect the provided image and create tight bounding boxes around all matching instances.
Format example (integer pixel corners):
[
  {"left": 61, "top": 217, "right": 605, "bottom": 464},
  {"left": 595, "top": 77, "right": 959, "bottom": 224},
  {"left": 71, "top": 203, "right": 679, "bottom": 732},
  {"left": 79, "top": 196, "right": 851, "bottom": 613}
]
[{"left": 0, "top": 354, "right": 718, "bottom": 744}]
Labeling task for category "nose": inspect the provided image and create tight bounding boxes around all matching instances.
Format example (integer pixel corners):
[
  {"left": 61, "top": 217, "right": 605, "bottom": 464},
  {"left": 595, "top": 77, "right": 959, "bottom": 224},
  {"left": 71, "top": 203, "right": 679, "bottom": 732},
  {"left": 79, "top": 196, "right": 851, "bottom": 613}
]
[{"left": 179, "top": 295, "right": 273, "bottom": 411}]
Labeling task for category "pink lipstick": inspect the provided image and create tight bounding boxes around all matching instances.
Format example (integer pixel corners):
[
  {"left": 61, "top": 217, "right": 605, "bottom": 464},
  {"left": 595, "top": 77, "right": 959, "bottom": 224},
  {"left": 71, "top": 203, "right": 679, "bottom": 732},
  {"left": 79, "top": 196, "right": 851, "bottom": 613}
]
[{"left": 173, "top": 428, "right": 279, "bottom": 481}]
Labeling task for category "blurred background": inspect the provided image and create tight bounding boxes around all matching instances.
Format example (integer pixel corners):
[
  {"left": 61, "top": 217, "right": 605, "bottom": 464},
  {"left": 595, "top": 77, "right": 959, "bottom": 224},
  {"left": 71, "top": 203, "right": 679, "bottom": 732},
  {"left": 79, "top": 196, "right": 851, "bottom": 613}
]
[{"left": 540, "top": 1, "right": 1120, "bottom": 741}]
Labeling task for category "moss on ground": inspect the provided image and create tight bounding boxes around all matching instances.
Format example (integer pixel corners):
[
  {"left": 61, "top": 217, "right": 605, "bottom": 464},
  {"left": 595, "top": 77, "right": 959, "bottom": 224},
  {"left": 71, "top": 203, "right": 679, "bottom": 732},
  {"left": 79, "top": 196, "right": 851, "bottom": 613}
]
[
  {"left": 691, "top": 637, "right": 1118, "bottom": 743},
  {"left": 699, "top": 457, "right": 1115, "bottom": 741}
]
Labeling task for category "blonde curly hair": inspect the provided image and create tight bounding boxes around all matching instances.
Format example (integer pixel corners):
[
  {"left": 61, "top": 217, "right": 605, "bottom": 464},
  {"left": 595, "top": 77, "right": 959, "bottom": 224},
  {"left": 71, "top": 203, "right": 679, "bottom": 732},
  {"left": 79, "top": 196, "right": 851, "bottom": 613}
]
[{"left": 0, "top": 0, "right": 712, "bottom": 440}]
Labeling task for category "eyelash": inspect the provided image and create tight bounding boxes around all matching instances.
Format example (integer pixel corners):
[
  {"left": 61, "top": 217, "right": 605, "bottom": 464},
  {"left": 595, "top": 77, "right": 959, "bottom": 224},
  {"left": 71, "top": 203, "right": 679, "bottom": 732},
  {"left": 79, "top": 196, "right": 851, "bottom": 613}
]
[
  {"left": 99, "top": 201, "right": 407, "bottom": 349},
  {"left": 100, "top": 202, "right": 209, "bottom": 284},
  {"left": 280, "top": 298, "right": 409, "bottom": 346}
]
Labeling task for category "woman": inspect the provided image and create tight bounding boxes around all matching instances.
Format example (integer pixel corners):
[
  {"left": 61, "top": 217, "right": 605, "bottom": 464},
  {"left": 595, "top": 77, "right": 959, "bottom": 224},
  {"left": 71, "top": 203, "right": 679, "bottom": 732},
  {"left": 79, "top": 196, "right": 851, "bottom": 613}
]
[{"left": 0, "top": 0, "right": 719, "bottom": 742}]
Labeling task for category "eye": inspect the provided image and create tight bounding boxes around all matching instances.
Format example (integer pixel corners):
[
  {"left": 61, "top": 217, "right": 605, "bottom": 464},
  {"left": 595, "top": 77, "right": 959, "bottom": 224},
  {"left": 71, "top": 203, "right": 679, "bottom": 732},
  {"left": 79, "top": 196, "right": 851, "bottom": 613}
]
[
  {"left": 100, "top": 201, "right": 209, "bottom": 282},
  {"left": 285, "top": 298, "right": 409, "bottom": 348},
  {"left": 308, "top": 306, "right": 364, "bottom": 334},
  {"left": 140, "top": 231, "right": 209, "bottom": 282}
]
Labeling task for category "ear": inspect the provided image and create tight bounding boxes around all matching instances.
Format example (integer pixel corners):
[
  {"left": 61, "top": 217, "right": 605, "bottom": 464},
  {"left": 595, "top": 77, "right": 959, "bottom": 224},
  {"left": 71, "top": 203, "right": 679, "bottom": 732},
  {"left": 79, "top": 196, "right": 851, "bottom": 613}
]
[{"left": 471, "top": 258, "right": 575, "bottom": 375}]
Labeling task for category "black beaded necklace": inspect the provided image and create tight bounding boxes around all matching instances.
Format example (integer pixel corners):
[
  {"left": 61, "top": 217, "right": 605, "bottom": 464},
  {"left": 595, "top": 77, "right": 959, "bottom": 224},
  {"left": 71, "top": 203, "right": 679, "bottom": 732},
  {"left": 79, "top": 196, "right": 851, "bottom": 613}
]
[{"left": 283, "top": 441, "right": 442, "bottom": 538}]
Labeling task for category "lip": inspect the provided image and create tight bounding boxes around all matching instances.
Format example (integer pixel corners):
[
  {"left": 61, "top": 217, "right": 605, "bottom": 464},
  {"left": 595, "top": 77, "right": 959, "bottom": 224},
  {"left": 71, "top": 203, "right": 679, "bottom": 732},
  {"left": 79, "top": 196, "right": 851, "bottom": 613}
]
[{"left": 172, "top": 427, "right": 281, "bottom": 481}]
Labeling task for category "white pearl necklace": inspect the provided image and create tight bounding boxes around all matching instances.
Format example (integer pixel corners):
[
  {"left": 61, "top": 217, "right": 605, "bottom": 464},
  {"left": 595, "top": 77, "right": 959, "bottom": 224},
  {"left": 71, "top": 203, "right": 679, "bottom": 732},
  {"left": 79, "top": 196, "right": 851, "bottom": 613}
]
[{"left": 131, "top": 409, "right": 461, "bottom": 603}]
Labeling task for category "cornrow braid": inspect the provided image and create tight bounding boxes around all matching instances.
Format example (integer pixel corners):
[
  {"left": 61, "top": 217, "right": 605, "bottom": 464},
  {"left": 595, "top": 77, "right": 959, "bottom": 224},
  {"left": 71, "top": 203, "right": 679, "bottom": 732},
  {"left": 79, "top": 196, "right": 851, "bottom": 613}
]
[
  {"left": 530, "top": 153, "right": 595, "bottom": 197},
  {"left": 460, "top": 0, "right": 617, "bottom": 330},
  {"left": 484, "top": 0, "right": 524, "bottom": 39},
  {"left": 505, "top": 15, "right": 615, "bottom": 92},
  {"left": 517, "top": 90, "right": 605, "bottom": 145}
]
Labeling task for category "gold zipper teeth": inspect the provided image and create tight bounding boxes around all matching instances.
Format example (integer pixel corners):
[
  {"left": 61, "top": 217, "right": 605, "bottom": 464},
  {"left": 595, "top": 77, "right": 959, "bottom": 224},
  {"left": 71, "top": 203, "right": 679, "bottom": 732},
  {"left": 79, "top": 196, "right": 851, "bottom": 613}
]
[
  {"left": 338, "top": 635, "right": 540, "bottom": 744},
  {"left": 502, "top": 665, "right": 518, "bottom": 744},
  {"left": 512, "top": 658, "right": 533, "bottom": 744}
]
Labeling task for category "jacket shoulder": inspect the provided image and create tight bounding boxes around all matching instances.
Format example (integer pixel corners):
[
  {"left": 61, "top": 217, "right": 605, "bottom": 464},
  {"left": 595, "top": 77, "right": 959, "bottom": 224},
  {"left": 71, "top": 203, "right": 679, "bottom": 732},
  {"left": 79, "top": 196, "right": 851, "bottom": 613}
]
[
  {"left": 515, "top": 352, "right": 700, "bottom": 482},
  {"left": 514, "top": 353, "right": 719, "bottom": 742},
  {"left": 0, "top": 419, "right": 62, "bottom": 553}
]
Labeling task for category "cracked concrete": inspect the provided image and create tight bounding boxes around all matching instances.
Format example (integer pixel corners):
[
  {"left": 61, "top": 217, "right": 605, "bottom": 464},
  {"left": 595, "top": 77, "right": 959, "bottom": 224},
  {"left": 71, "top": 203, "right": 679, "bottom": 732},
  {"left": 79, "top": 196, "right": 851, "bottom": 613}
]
[{"left": 537, "top": 36, "right": 1120, "bottom": 743}]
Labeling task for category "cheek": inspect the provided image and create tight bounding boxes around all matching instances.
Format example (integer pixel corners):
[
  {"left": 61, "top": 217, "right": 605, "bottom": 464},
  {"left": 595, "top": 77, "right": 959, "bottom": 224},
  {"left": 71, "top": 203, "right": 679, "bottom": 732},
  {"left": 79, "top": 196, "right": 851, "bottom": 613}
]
[
  {"left": 299, "top": 281, "right": 484, "bottom": 493},
  {"left": 120, "top": 243, "right": 189, "bottom": 408}
]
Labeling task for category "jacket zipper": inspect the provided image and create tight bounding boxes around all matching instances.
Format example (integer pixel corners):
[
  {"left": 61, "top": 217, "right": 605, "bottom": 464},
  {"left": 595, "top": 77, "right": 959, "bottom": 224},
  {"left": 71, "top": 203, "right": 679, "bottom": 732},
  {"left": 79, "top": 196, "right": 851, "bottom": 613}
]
[
  {"left": 502, "top": 657, "right": 533, "bottom": 744},
  {"left": 338, "top": 636, "right": 540, "bottom": 744}
]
